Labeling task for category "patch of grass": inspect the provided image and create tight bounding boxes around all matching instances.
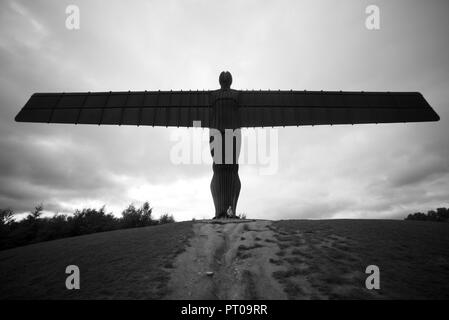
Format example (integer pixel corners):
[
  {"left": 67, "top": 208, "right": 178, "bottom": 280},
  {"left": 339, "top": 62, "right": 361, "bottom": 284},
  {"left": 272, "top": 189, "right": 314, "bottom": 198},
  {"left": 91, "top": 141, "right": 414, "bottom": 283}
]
[
  {"left": 241, "top": 270, "right": 257, "bottom": 299},
  {"left": 283, "top": 281, "right": 305, "bottom": 298},
  {"left": 306, "top": 263, "right": 321, "bottom": 274},
  {"left": 334, "top": 243, "right": 351, "bottom": 251},
  {"left": 291, "top": 249, "right": 315, "bottom": 260},
  {"left": 285, "top": 257, "right": 303, "bottom": 264},
  {"left": 292, "top": 239, "right": 305, "bottom": 246},
  {"left": 274, "top": 234, "right": 297, "bottom": 242},
  {"left": 236, "top": 243, "right": 264, "bottom": 260},
  {"left": 237, "top": 251, "right": 251, "bottom": 260},
  {"left": 163, "top": 261, "right": 174, "bottom": 269},
  {"left": 273, "top": 267, "right": 308, "bottom": 279},
  {"left": 238, "top": 243, "right": 264, "bottom": 251},
  {"left": 276, "top": 250, "right": 286, "bottom": 257},
  {"left": 269, "top": 258, "right": 283, "bottom": 266},
  {"left": 0, "top": 221, "right": 194, "bottom": 299},
  {"left": 327, "top": 250, "right": 347, "bottom": 261},
  {"left": 273, "top": 219, "right": 449, "bottom": 299},
  {"left": 318, "top": 273, "right": 348, "bottom": 286}
]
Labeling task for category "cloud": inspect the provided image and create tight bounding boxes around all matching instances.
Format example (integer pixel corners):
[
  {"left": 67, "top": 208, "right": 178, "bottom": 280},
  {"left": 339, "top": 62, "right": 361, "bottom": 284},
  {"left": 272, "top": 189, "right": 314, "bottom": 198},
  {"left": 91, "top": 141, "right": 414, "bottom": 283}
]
[
  {"left": 389, "top": 155, "right": 449, "bottom": 188},
  {"left": 0, "top": 0, "right": 449, "bottom": 221}
]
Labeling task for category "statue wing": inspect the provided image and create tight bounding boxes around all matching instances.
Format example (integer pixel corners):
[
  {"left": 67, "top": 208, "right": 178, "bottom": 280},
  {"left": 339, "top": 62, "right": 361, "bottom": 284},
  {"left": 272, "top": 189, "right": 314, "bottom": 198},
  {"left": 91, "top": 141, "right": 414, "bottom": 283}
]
[
  {"left": 237, "top": 90, "right": 439, "bottom": 127},
  {"left": 15, "top": 91, "right": 213, "bottom": 128},
  {"left": 15, "top": 90, "right": 439, "bottom": 128}
]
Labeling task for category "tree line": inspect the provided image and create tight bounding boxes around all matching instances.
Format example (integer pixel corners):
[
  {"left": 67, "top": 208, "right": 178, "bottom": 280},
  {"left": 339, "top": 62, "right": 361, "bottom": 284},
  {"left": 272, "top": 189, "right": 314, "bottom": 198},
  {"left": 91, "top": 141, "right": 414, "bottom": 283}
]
[
  {"left": 0, "top": 202, "right": 174, "bottom": 251},
  {"left": 405, "top": 207, "right": 449, "bottom": 222}
]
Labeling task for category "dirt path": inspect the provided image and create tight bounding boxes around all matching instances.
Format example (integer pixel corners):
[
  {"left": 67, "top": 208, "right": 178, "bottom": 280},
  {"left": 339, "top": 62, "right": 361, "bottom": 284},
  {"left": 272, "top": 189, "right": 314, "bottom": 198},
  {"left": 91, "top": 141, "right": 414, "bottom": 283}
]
[
  {"left": 165, "top": 220, "right": 287, "bottom": 299},
  {"left": 165, "top": 220, "right": 386, "bottom": 300}
]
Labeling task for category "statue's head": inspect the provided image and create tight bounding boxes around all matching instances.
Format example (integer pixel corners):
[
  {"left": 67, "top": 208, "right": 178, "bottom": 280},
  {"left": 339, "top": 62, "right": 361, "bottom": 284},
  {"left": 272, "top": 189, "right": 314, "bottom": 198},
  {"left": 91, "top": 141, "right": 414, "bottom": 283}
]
[{"left": 219, "top": 71, "right": 232, "bottom": 90}]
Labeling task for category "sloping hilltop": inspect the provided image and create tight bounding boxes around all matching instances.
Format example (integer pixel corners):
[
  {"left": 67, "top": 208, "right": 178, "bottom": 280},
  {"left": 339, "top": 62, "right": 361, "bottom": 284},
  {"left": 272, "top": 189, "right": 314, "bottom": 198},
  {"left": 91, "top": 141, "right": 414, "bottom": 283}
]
[
  {"left": 1, "top": 219, "right": 449, "bottom": 299},
  {"left": 0, "top": 222, "right": 193, "bottom": 299}
]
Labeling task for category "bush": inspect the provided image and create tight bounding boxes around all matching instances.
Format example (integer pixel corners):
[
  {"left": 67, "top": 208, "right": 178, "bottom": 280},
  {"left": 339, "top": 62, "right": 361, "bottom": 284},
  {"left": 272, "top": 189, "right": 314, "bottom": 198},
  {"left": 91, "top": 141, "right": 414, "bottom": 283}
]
[
  {"left": 0, "top": 208, "right": 14, "bottom": 225},
  {"left": 0, "top": 201, "right": 175, "bottom": 250},
  {"left": 121, "top": 202, "right": 155, "bottom": 228},
  {"left": 405, "top": 207, "right": 449, "bottom": 222},
  {"left": 158, "top": 213, "right": 175, "bottom": 224},
  {"left": 69, "top": 206, "right": 118, "bottom": 235}
]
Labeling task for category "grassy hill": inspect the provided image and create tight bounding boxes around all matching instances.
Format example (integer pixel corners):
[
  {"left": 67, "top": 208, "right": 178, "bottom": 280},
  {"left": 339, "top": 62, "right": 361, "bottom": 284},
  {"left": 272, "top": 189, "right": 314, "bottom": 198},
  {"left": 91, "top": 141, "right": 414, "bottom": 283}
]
[
  {"left": 1, "top": 219, "right": 449, "bottom": 299},
  {"left": 0, "top": 222, "right": 193, "bottom": 299},
  {"left": 271, "top": 220, "right": 449, "bottom": 299}
]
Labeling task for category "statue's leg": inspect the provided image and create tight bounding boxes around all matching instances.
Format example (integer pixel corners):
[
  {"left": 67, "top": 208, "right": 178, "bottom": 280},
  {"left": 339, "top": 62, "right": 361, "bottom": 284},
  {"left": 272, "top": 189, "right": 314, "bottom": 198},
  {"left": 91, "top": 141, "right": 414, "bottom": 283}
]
[
  {"left": 209, "top": 128, "right": 241, "bottom": 219},
  {"left": 232, "top": 165, "right": 241, "bottom": 215},
  {"left": 210, "top": 164, "right": 241, "bottom": 218}
]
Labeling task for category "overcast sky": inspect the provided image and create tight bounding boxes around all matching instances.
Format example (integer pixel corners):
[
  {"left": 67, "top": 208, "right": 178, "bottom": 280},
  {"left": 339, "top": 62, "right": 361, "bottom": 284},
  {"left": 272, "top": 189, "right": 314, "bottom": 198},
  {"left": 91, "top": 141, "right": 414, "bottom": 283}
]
[{"left": 1, "top": 0, "right": 448, "bottom": 221}]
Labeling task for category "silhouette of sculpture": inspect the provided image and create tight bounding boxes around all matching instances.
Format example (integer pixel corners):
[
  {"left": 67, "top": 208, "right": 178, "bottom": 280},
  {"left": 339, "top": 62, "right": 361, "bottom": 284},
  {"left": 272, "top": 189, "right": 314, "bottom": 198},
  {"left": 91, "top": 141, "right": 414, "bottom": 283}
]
[{"left": 15, "top": 71, "right": 440, "bottom": 219}]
